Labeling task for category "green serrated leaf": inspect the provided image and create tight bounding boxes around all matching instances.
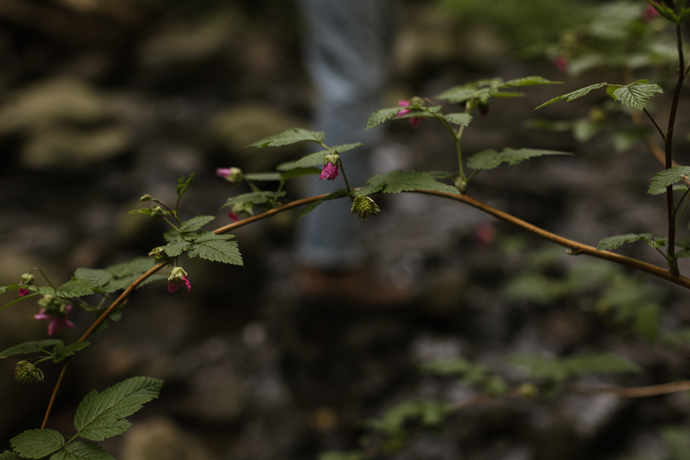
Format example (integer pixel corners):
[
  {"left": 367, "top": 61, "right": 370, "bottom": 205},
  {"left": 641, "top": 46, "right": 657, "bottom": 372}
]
[
  {"left": 366, "top": 107, "right": 407, "bottom": 130},
  {"left": 105, "top": 258, "right": 156, "bottom": 279},
  {"left": 244, "top": 172, "right": 282, "bottom": 181},
  {"left": 0, "top": 340, "right": 62, "bottom": 359},
  {"left": 535, "top": 82, "right": 608, "bottom": 109},
  {"left": 609, "top": 80, "right": 663, "bottom": 110},
  {"left": 443, "top": 113, "right": 473, "bottom": 126},
  {"left": 179, "top": 215, "right": 216, "bottom": 233},
  {"left": 280, "top": 167, "right": 322, "bottom": 180},
  {"left": 247, "top": 128, "right": 325, "bottom": 148},
  {"left": 356, "top": 170, "right": 459, "bottom": 195},
  {"left": 74, "top": 376, "right": 163, "bottom": 441},
  {"left": 298, "top": 189, "right": 350, "bottom": 220},
  {"left": 467, "top": 148, "right": 572, "bottom": 171},
  {"left": 222, "top": 191, "right": 286, "bottom": 208},
  {"left": 50, "top": 441, "right": 115, "bottom": 460},
  {"left": 648, "top": 166, "right": 690, "bottom": 195},
  {"left": 187, "top": 239, "right": 243, "bottom": 265},
  {"left": 73, "top": 269, "right": 114, "bottom": 290},
  {"left": 277, "top": 143, "right": 364, "bottom": 171},
  {"left": 649, "top": 183, "right": 688, "bottom": 196},
  {"left": 160, "top": 241, "right": 192, "bottom": 258},
  {"left": 55, "top": 279, "right": 94, "bottom": 298},
  {"left": 10, "top": 429, "right": 65, "bottom": 459},
  {"left": 502, "top": 76, "right": 563, "bottom": 87},
  {"left": 597, "top": 233, "right": 654, "bottom": 251},
  {"left": 276, "top": 151, "right": 327, "bottom": 170},
  {"left": 0, "top": 450, "right": 20, "bottom": 460},
  {"left": 52, "top": 342, "right": 90, "bottom": 363}
]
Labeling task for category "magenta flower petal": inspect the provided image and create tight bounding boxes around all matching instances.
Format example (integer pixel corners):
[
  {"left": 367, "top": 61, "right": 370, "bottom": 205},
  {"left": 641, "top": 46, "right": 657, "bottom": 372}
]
[
  {"left": 18, "top": 288, "right": 30, "bottom": 297},
  {"left": 216, "top": 167, "right": 233, "bottom": 178},
  {"left": 319, "top": 162, "right": 340, "bottom": 181},
  {"left": 182, "top": 276, "right": 191, "bottom": 292},
  {"left": 228, "top": 211, "right": 239, "bottom": 222},
  {"left": 34, "top": 309, "right": 50, "bottom": 320},
  {"left": 397, "top": 100, "right": 412, "bottom": 116}
]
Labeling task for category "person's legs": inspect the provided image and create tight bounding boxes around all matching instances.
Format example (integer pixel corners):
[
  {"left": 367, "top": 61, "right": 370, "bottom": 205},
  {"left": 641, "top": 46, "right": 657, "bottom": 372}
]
[{"left": 296, "top": 0, "right": 395, "bottom": 270}]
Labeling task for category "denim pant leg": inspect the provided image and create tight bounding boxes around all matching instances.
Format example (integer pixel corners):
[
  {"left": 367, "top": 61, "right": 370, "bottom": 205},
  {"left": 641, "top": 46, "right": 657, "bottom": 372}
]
[{"left": 296, "top": 0, "right": 395, "bottom": 269}]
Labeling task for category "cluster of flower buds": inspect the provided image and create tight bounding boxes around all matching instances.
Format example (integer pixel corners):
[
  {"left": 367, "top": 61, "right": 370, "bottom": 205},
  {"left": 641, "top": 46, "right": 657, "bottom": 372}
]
[
  {"left": 34, "top": 296, "right": 74, "bottom": 336},
  {"left": 320, "top": 152, "right": 341, "bottom": 181},
  {"left": 216, "top": 167, "right": 244, "bottom": 184},
  {"left": 14, "top": 360, "right": 44, "bottom": 383},
  {"left": 351, "top": 195, "right": 381, "bottom": 222},
  {"left": 148, "top": 246, "right": 172, "bottom": 265}
]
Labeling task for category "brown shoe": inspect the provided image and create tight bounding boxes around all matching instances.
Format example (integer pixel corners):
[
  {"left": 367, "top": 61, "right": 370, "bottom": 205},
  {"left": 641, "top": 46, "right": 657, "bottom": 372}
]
[{"left": 294, "top": 266, "right": 414, "bottom": 307}]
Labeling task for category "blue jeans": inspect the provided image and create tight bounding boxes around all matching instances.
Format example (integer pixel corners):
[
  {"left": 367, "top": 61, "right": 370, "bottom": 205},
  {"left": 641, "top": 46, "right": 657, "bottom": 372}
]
[{"left": 296, "top": 0, "right": 396, "bottom": 269}]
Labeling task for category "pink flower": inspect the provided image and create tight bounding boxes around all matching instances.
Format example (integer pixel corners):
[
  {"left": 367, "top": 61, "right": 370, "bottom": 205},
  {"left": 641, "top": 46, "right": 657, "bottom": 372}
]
[
  {"left": 319, "top": 161, "right": 340, "bottom": 181},
  {"left": 168, "top": 267, "right": 191, "bottom": 293},
  {"left": 475, "top": 223, "right": 495, "bottom": 247},
  {"left": 34, "top": 305, "right": 74, "bottom": 336},
  {"left": 215, "top": 167, "right": 243, "bottom": 184},
  {"left": 553, "top": 56, "right": 568, "bottom": 73},
  {"left": 228, "top": 211, "right": 239, "bottom": 222},
  {"left": 18, "top": 288, "right": 30, "bottom": 297},
  {"left": 643, "top": 4, "right": 660, "bottom": 20},
  {"left": 397, "top": 100, "right": 422, "bottom": 127}
]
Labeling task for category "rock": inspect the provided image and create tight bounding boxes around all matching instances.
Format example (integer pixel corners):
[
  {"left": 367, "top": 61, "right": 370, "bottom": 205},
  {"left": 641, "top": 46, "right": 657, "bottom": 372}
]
[
  {"left": 209, "top": 103, "right": 308, "bottom": 165},
  {"left": 0, "top": 77, "right": 132, "bottom": 169},
  {"left": 120, "top": 416, "right": 213, "bottom": 460}
]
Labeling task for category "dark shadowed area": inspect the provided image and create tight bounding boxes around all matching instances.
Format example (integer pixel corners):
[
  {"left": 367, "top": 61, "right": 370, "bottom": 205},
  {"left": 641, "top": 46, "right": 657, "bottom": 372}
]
[{"left": 2, "top": 1, "right": 690, "bottom": 459}]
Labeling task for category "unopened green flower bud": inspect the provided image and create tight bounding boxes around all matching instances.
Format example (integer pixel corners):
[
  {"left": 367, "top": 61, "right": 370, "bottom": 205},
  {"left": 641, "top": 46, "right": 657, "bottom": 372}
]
[
  {"left": 148, "top": 246, "right": 171, "bottom": 264},
  {"left": 351, "top": 195, "right": 381, "bottom": 222},
  {"left": 216, "top": 167, "right": 244, "bottom": 184},
  {"left": 20, "top": 273, "right": 35, "bottom": 285},
  {"left": 139, "top": 194, "right": 153, "bottom": 202},
  {"left": 14, "top": 361, "right": 44, "bottom": 383},
  {"left": 151, "top": 206, "right": 165, "bottom": 217},
  {"left": 454, "top": 177, "right": 468, "bottom": 194},
  {"left": 324, "top": 152, "right": 340, "bottom": 166}
]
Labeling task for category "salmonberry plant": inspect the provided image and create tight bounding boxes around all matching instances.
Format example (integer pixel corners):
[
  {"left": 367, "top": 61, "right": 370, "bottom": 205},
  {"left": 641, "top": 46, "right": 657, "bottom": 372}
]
[{"left": 2, "top": 1, "right": 690, "bottom": 459}]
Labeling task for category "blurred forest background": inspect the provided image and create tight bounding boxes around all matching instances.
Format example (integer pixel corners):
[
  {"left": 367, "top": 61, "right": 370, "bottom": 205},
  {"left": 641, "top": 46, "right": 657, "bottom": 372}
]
[{"left": 2, "top": 0, "right": 690, "bottom": 459}]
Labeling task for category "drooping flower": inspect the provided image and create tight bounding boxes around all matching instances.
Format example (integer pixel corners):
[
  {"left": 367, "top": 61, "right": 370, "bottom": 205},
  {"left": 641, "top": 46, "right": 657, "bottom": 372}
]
[
  {"left": 34, "top": 303, "right": 75, "bottom": 337},
  {"left": 553, "top": 56, "right": 568, "bottom": 73},
  {"left": 18, "top": 272, "right": 34, "bottom": 297},
  {"left": 643, "top": 4, "right": 660, "bottom": 20},
  {"left": 168, "top": 266, "right": 191, "bottom": 293},
  {"left": 228, "top": 211, "right": 240, "bottom": 222},
  {"left": 475, "top": 223, "right": 495, "bottom": 246},
  {"left": 319, "top": 161, "right": 340, "bottom": 181},
  {"left": 216, "top": 167, "right": 244, "bottom": 184},
  {"left": 397, "top": 100, "right": 422, "bottom": 127},
  {"left": 351, "top": 195, "right": 381, "bottom": 222},
  {"left": 320, "top": 152, "right": 341, "bottom": 181}
]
